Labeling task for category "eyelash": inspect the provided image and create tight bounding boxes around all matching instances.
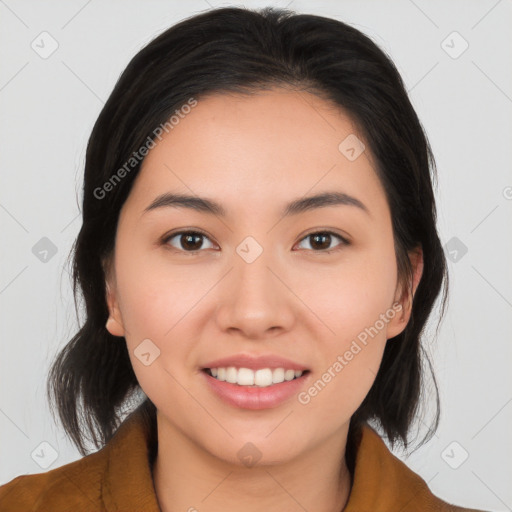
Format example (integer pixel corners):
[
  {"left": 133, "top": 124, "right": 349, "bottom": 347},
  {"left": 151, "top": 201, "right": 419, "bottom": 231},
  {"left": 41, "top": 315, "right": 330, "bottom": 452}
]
[{"left": 161, "top": 229, "right": 350, "bottom": 255}]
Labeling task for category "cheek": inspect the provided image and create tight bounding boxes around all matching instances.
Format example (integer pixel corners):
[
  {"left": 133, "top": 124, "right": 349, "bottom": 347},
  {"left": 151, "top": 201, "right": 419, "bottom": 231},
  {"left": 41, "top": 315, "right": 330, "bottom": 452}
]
[
  {"left": 302, "top": 246, "right": 398, "bottom": 336},
  {"left": 296, "top": 246, "right": 397, "bottom": 408},
  {"left": 113, "top": 245, "right": 217, "bottom": 396},
  {"left": 114, "top": 237, "right": 205, "bottom": 339},
  {"left": 298, "top": 341, "right": 385, "bottom": 428}
]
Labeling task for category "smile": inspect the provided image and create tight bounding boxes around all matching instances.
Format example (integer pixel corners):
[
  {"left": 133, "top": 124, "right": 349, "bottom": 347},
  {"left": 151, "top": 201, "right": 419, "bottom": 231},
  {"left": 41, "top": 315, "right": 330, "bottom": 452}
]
[
  {"left": 204, "top": 367, "right": 307, "bottom": 387},
  {"left": 201, "top": 367, "right": 311, "bottom": 410}
]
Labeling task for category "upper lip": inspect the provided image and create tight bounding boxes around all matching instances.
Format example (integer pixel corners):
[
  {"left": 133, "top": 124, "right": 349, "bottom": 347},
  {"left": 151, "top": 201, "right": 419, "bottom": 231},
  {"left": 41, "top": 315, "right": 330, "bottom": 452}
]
[{"left": 202, "top": 353, "right": 309, "bottom": 371}]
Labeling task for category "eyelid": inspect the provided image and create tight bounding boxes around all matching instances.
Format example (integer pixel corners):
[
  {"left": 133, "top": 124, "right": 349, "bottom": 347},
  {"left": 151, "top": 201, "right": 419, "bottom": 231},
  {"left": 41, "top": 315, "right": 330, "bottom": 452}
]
[{"left": 298, "top": 228, "right": 351, "bottom": 245}]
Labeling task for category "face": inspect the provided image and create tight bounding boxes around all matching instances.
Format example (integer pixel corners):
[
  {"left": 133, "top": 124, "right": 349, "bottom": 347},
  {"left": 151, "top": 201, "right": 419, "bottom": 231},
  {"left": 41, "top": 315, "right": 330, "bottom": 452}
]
[{"left": 105, "top": 89, "right": 422, "bottom": 467}]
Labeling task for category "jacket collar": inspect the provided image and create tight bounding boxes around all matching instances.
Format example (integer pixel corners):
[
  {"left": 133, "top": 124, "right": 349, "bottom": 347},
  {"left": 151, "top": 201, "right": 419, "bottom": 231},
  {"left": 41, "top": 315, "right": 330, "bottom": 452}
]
[
  {"left": 101, "top": 406, "right": 448, "bottom": 511},
  {"left": 343, "top": 424, "right": 444, "bottom": 511},
  {"left": 102, "top": 407, "right": 161, "bottom": 511}
]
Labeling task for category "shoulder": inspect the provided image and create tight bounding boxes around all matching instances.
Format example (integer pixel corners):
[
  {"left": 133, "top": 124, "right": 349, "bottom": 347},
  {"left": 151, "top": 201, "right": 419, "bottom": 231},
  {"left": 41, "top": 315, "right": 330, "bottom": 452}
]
[
  {"left": 345, "top": 424, "right": 489, "bottom": 512},
  {"left": 0, "top": 447, "right": 108, "bottom": 511},
  {"left": 0, "top": 405, "right": 160, "bottom": 512}
]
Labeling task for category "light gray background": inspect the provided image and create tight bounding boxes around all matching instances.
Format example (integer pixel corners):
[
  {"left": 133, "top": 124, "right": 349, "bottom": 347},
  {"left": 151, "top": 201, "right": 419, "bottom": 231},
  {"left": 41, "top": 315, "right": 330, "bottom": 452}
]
[{"left": 1, "top": 1, "right": 511, "bottom": 510}]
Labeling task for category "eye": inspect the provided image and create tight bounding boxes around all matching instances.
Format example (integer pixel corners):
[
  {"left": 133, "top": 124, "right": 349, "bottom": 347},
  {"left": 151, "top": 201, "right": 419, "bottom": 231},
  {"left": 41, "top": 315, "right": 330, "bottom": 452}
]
[
  {"left": 162, "top": 229, "right": 349, "bottom": 254},
  {"left": 163, "top": 230, "right": 216, "bottom": 253},
  {"left": 295, "top": 231, "right": 349, "bottom": 253}
]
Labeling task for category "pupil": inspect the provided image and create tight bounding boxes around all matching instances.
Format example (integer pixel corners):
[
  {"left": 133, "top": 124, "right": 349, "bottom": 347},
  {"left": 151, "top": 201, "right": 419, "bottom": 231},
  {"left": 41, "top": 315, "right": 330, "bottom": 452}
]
[
  {"left": 183, "top": 233, "right": 202, "bottom": 250},
  {"left": 311, "top": 233, "right": 330, "bottom": 250}
]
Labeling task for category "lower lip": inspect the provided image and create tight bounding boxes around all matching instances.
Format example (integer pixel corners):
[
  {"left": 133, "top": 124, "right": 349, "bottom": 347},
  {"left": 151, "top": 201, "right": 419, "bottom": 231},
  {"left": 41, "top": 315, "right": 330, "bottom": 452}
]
[{"left": 202, "top": 370, "right": 310, "bottom": 410}]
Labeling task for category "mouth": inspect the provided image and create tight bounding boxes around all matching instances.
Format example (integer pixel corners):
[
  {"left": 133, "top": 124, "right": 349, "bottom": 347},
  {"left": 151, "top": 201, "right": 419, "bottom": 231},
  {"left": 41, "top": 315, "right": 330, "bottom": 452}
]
[
  {"left": 202, "top": 367, "right": 311, "bottom": 387},
  {"left": 201, "top": 366, "right": 311, "bottom": 410}
]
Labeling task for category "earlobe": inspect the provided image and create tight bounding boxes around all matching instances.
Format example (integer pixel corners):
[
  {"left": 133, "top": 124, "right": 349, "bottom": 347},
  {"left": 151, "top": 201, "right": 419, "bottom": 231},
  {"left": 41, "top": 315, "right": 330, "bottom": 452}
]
[
  {"left": 106, "top": 316, "right": 125, "bottom": 337},
  {"left": 105, "top": 281, "right": 125, "bottom": 337}
]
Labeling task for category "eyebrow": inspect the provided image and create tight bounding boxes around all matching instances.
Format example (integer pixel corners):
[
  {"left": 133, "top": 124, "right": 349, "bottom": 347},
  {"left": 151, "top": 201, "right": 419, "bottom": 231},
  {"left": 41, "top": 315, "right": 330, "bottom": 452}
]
[{"left": 143, "top": 191, "right": 369, "bottom": 218}]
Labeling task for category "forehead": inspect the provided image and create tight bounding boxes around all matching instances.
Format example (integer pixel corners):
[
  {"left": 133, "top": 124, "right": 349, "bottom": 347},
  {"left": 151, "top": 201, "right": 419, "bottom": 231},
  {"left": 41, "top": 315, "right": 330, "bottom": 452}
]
[{"left": 121, "top": 89, "right": 386, "bottom": 219}]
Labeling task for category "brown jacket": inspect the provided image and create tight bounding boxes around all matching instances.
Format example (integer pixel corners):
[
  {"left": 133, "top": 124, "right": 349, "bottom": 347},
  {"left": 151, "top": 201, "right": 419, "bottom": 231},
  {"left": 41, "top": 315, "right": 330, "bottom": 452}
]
[{"left": 0, "top": 407, "right": 485, "bottom": 511}]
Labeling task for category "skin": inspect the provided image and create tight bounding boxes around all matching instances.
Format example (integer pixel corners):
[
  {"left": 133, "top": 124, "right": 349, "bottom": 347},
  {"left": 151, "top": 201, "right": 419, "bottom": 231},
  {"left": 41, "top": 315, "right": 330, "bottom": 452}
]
[{"left": 104, "top": 88, "right": 423, "bottom": 512}]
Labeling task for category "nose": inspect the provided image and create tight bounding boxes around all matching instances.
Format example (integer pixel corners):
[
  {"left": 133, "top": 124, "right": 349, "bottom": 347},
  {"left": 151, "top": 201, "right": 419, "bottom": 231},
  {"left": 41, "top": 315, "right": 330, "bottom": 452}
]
[{"left": 214, "top": 246, "right": 296, "bottom": 340}]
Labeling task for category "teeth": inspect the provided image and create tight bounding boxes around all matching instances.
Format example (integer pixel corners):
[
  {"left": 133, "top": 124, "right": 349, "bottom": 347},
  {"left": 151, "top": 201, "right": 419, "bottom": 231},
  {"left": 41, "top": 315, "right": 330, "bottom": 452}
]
[
  {"left": 272, "top": 368, "right": 284, "bottom": 383},
  {"left": 226, "top": 366, "right": 238, "bottom": 384},
  {"left": 284, "top": 369, "right": 295, "bottom": 381},
  {"left": 207, "top": 367, "right": 304, "bottom": 387},
  {"left": 255, "top": 368, "right": 272, "bottom": 386},
  {"left": 238, "top": 367, "right": 255, "bottom": 385}
]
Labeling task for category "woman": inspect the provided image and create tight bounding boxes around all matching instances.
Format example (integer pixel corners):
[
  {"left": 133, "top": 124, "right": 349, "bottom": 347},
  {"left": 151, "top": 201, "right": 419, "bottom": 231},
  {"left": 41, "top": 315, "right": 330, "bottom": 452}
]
[{"left": 0, "top": 6, "right": 487, "bottom": 511}]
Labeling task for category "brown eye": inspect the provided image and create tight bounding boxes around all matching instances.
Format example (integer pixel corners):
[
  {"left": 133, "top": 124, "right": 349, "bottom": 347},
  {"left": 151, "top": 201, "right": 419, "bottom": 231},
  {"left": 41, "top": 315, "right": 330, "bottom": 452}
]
[
  {"left": 164, "top": 231, "right": 215, "bottom": 252},
  {"left": 296, "top": 231, "right": 349, "bottom": 252}
]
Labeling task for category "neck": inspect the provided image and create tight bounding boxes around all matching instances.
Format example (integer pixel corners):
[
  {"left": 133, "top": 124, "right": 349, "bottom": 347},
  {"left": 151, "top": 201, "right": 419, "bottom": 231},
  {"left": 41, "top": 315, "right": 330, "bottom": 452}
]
[{"left": 152, "top": 416, "right": 353, "bottom": 512}]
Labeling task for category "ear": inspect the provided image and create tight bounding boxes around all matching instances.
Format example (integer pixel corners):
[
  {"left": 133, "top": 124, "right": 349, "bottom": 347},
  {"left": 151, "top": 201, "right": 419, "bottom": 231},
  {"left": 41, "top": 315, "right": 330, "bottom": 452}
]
[
  {"left": 104, "top": 259, "right": 126, "bottom": 338},
  {"left": 386, "top": 246, "right": 424, "bottom": 340}
]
